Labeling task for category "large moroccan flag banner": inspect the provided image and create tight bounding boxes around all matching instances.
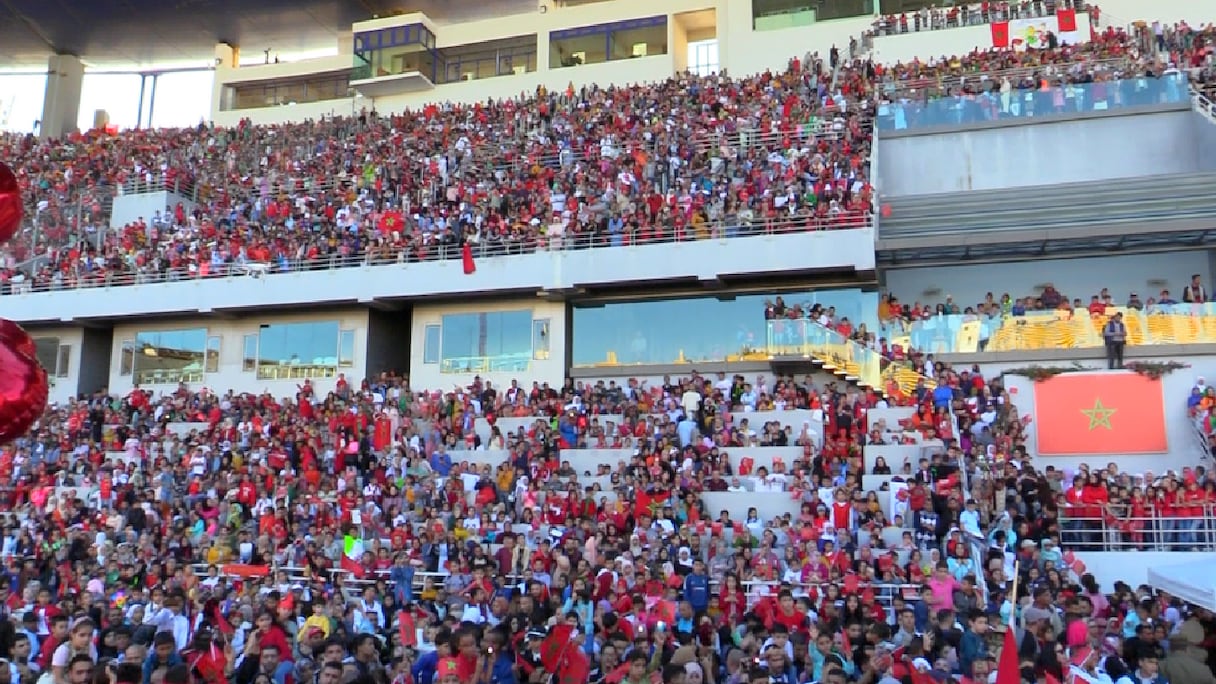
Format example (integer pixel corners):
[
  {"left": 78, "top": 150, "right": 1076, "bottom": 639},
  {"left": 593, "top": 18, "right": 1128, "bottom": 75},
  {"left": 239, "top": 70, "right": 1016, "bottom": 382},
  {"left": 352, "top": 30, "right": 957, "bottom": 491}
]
[{"left": 1033, "top": 373, "right": 1167, "bottom": 455}]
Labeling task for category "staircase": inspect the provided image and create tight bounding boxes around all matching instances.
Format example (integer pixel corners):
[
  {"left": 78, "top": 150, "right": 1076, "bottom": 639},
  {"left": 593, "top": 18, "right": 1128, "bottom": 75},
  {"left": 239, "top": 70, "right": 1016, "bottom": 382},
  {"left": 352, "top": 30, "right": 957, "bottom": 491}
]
[{"left": 767, "top": 318, "right": 934, "bottom": 398}]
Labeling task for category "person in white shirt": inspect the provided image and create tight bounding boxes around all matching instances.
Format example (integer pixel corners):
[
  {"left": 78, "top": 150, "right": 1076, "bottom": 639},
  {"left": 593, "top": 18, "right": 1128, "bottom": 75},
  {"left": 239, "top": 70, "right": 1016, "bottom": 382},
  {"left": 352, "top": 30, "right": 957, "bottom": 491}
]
[{"left": 51, "top": 619, "right": 98, "bottom": 684}]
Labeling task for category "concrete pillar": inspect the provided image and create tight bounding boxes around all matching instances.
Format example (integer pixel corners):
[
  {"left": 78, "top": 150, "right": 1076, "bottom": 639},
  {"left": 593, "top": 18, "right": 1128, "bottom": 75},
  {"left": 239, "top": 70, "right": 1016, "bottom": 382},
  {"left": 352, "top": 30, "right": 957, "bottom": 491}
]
[
  {"left": 40, "top": 54, "right": 84, "bottom": 140},
  {"left": 214, "top": 43, "right": 238, "bottom": 68}
]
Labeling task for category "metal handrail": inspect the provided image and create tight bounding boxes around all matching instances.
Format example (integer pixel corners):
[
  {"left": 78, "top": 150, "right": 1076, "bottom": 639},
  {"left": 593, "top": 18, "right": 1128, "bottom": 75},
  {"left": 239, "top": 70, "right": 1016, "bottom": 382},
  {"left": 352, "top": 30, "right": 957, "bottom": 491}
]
[
  {"left": 0, "top": 212, "right": 872, "bottom": 295},
  {"left": 1192, "top": 86, "right": 1216, "bottom": 124},
  {"left": 882, "top": 57, "right": 1133, "bottom": 99},
  {"left": 1058, "top": 507, "right": 1216, "bottom": 552},
  {"left": 870, "top": 0, "right": 1087, "bottom": 35}
]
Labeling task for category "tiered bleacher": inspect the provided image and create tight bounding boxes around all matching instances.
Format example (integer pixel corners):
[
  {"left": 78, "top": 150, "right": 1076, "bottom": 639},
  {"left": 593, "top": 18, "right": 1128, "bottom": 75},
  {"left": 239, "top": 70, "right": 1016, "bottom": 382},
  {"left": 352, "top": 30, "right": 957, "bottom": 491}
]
[{"left": 2, "top": 20, "right": 1216, "bottom": 684}]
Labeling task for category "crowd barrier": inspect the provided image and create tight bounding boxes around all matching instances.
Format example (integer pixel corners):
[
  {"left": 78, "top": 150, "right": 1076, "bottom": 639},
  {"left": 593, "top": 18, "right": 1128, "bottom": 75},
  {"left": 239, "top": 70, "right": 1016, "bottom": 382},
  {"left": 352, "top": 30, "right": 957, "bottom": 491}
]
[
  {"left": 879, "top": 303, "right": 1216, "bottom": 355},
  {"left": 1, "top": 213, "right": 871, "bottom": 295},
  {"left": 877, "top": 74, "right": 1189, "bottom": 133},
  {"left": 1059, "top": 507, "right": 1216, "bottom": 552}
]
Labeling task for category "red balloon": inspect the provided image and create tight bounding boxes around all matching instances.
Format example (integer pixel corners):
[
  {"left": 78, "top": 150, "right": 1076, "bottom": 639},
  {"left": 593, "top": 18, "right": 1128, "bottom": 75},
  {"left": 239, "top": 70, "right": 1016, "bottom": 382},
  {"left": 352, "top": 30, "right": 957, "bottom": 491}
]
[
  {"left": 0, "top": 318, "right": 36, "bottom": 357},
  {"left": 0, "top": 318, "right": 48, "bottom": 445},
  {"left": 0, "top": 162, "right": 21, "bottom": 245}
]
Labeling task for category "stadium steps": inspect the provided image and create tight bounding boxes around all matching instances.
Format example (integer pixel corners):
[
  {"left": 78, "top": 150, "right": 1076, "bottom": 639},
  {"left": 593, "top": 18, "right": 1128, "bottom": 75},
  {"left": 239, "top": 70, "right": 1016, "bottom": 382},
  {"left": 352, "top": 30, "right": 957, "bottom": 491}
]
[
  {"left": 771, "top": 318, "right": 936, "bottom": 398},
  {"left": 878, "top": 172, "right": 1216, "bottom": 239}
]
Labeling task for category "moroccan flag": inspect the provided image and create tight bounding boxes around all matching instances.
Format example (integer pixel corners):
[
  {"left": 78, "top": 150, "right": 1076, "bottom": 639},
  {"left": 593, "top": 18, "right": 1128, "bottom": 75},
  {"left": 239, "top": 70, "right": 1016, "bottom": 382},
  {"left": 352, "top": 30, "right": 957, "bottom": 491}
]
[
  {"left": 995, "top": 624, "right": 1019, "bottom": 684},
  {"left": 221, "top": 564, "right": 270, "bottom": 578},
  {"left": 540, "top": 624, "right": 574, "bottom": 671},
  {"left": 991, "top": 22, "right": 1010, "bottom": 48},
  {"left": 1033, "top": 373, "right": 1167, "bottom": 455},
  {"left": 398, "top": 611, "right": 417, "bottom": 646},
  {"left": 652, "top": 599, "right": 676, "bottom": 627},
  {"left": 462, "top": 243, "right": 476, "bottom": 275},
  {"left": 1056, "top": 8, "right": 1080, "bottom": 43},
  {"left": 557, "top": 648, "right": 591, "bottom": 684},
  {"left": 634, "top": 489, "right": 670, "bottom": 519},
  {"left": 340, "top": 554, "right": 366, "bottom": 579},
  {"left": 604, "top": 662, "right": 632, "bottom": 684}
]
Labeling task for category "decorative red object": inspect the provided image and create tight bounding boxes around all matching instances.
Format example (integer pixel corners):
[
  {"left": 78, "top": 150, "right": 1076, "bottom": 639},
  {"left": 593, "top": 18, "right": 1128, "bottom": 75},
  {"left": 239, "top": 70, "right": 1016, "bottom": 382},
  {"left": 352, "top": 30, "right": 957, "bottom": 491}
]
[
  {"left": 0, "top": 319, "right": 48, "bottom": 444},
  {"left": 0, "top": 162, "right": 22, "bottom": 245},
  {"left": 461, "top": 242, "right": 476, "bottom": 274}
]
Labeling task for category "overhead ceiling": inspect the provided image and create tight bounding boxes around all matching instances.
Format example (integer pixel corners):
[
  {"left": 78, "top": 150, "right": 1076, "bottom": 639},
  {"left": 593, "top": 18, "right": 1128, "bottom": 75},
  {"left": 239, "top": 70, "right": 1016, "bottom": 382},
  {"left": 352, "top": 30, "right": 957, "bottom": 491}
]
[{"left": 0, "top": 0, "right": 536, "bottom": 69}]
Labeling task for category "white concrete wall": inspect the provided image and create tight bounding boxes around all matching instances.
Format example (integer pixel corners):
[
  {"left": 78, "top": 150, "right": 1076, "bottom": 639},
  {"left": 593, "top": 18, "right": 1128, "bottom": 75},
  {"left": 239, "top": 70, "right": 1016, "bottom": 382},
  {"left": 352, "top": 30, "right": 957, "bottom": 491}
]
[
  {"left": 871, "top": 13, "right": 1092, "bottom": 65},
  {"left": 995, "top": 363, "right": 1212, "bottom": 474},
  {"left": 25, "top": 327, "right": 84, "bottom": 406},
  {"left": 107, "top": 310, "right": 369, "bottom": 399},
  {"left": 883, "top": 252, "right": 1209, "bottom": 309},
  {"left": 1074, "top": 552, "right": 1216, "bottom": 592},
  {"left": 1095, "top": 0, "right": 1216, "bottom": 27},
  {"left": 110, "top": 190, "right": 198, "bottom": 230},
  {"left": 3, "top": 229, "right": 876, "bottom": 326},
  {"left": 409, "top": 299, "right": 566, "bottom": 391}
]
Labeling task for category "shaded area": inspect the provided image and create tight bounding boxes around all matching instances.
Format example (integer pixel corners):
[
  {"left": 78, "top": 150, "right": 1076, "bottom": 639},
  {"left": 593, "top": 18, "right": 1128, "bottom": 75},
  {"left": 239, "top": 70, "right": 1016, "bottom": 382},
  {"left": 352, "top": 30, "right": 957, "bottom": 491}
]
[{"left": 0, "top": 0, "right": 534, "bottom": 68}]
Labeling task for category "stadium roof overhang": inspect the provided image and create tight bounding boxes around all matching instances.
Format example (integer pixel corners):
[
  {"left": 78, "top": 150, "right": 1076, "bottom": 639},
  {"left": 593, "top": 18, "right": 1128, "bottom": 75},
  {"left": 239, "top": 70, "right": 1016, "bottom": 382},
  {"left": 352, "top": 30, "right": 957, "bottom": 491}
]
[
  {"left": 876, "top": 218, "right": 1216, "bottom": 269},
  {"left": 0, "top": 0, "right": 532, "bottom": 69}
]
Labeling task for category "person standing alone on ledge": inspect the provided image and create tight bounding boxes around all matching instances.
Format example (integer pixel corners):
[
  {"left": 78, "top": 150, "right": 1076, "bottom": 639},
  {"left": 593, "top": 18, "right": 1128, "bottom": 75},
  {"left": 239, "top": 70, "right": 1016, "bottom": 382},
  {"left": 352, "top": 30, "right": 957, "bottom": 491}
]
[{"left": 1104, "top": 311, "right": 1127, "bottom": 369}]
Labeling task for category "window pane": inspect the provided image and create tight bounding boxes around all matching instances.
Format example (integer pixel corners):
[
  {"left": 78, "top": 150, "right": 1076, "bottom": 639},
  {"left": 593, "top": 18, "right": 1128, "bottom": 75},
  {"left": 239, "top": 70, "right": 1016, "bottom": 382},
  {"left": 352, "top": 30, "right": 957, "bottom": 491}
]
[
  {"left": 56, "top": 345, "right": 71, "bottom": 378},
  {"left": 533, "top": 319, "right": 551, "bottom": 360},
  {"left": 120, "top": 340, "right": 135, "bottom": 376},
  {"left": 257, "top": 321, "right": 340, "bottom": 380},
  {"left": 440, "top": 310, "right": 532, "bottom": 373},
  {"left": 34, "top": 338, "right": 60, "bottom": 376},
  {"left": 339, "top": 330, "right": 356, "bottom": 368},
  {"left": 132, "top": 328, "right": 207, "bottom": 385},
  {"left": 243, "top": 335, "right": 258, "bottom": 372},
  {"left": 423, "top": 325, "right": 441, "bottom": 364},
  {"left": 571, "top": 290, "right": 878, "bottom": 366},
  {"left": 206, "top": 336, "right": 221, "bottom": 373}
]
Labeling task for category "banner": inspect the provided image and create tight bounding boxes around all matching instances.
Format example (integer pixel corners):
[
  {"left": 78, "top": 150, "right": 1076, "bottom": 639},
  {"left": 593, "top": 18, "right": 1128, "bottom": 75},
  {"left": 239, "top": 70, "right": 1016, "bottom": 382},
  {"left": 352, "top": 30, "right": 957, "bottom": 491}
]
[
  {"left": 1033, "top": 373, "right": 1167, "bottom": 455},
  {"left": 992, "top": 12, "right": 1087, "bottom": 50}
]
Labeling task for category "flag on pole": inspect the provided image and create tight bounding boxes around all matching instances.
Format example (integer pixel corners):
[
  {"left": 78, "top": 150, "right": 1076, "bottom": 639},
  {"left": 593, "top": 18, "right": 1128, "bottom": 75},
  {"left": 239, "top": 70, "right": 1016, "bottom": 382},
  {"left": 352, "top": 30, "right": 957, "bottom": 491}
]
[
  {"left": 991, "top": 22, "right": 1011, "bottom": 48},
  {"left": 996, "top": 563, "right": 1021, "bottom": 684},
  {"left": 1056, "top": 9, "right": 1080, "bottom": 43}
]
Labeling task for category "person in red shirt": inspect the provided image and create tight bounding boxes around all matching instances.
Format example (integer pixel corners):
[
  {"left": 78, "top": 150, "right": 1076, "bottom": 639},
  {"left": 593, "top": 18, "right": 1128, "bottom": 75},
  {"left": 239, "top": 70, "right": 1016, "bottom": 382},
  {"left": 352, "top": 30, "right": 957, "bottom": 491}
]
[{"left": 36, "top": 614, "right": 68, "bottom": 671}]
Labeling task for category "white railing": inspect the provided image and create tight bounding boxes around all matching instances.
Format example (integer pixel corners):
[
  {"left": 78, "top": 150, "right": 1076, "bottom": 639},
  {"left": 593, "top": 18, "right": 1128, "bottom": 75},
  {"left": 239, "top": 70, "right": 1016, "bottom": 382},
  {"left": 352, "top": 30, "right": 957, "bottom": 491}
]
[
  {"left": 1192, "top": 86, "right": 1216, "bottom": 125},
  {"left": 0, "top": 212, "right": 872, "bottom": 294}
]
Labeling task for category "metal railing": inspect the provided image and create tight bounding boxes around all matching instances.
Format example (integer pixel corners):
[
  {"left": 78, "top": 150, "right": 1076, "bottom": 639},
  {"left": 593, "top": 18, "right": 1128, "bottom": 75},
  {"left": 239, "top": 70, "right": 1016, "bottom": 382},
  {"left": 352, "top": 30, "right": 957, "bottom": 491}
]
[
  {"left": 0, "top": 213, "right": 872, "bottom": 295},
  {"left": 881, "top": 57, "right": 1132, "bottom": 100},
  {"left": 881, "top": 304, "right": 1216, "bottom": 355},
  {"left": 870, "top": 0, "right": 1088, "bottom": 35},
  {"left": 1193, "top": 86, "right": 1216, "bottom": 125},
  {"left": 1059, "top": 507, "right": 1216, "bottom": 552},
  {"left": 765, "top": 318, "right": 935, "bottom": 395}
]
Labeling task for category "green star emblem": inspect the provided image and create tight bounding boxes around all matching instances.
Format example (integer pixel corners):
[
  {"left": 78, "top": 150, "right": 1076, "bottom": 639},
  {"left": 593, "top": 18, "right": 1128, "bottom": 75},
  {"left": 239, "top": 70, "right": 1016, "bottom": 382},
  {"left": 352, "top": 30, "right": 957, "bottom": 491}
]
[{"left": 1081, "top": 398, "right": 1116, "bottom": 430}]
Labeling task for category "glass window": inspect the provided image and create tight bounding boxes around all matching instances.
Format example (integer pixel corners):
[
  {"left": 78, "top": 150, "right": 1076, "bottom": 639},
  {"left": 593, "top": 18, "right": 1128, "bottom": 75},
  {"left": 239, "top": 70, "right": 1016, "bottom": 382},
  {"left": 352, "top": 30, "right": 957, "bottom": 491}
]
[
  {"left": 33, "top": 338, "right": 59, "bottom": 376},
  {"left": 533, "top": 319, "right": 551, "bottom": 360},
  {"left": 571, "top": 289, "right": 878, "bottom": 366},
  {"left": 243, "top": 334, "right": 258, "bottom": 372},
  {"left": 120, "top": 340, "right": 134, "bottom": 376},
  {"left": 339, "top": 330, "right": 356, "bottom": 368},
  {"left": 56, "top": 345, "right": 70, "bottom": 378},
  {"left": 132, "top": 328, "right": 207, "bottom": 385},
  {"left": 256, "top": 321, "right": 341, "bottom": 380},
  {"left": 440, "top": 310, "right": 533, "bottom": 373},
  {"left": 608, "top": 21, "right": 667, "bottom": 61},
  {"left": 206, "top": 336, "right": 221, "bottom": 373},
  {"left": 423, "top": 325, "right": 441, "bottom": 364}
]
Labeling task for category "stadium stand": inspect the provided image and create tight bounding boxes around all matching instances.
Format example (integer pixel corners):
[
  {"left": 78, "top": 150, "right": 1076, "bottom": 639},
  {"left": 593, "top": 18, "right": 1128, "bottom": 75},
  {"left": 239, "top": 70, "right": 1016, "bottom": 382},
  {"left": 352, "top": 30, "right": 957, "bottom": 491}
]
[{"left": 2, "top": 12, "right": 1216, "bottom": 684}]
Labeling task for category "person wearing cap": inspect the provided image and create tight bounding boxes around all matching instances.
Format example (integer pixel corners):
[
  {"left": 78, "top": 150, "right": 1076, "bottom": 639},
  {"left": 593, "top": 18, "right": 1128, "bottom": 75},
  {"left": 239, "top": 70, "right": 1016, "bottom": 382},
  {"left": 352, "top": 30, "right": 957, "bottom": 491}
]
[{"left": 1159, "top": 616, "right": 1215, "bottom": 684}]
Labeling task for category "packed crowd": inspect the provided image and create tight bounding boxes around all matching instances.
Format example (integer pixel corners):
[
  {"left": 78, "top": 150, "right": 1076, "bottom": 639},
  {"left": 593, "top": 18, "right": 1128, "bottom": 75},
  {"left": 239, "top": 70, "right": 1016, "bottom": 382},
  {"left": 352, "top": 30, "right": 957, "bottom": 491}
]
[
  {"left": 882, "top": 273, "right": 1213, "bottom": 325},
  {"left": 0, "top": 347, "right": 1209, "bottom": 684},
  {"left": 2, "top": 18, "right": 1206, "bottom": 294}
]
